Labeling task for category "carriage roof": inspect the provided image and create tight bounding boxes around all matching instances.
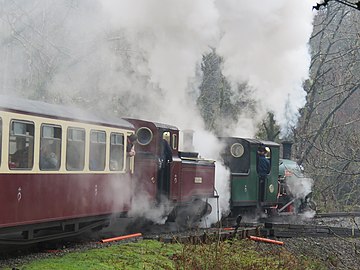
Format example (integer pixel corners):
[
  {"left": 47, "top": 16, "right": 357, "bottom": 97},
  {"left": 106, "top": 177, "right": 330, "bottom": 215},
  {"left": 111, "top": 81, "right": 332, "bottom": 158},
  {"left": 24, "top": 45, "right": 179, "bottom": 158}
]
[{"left": 0, "top": 95, "right": 134, "bottom": 129}]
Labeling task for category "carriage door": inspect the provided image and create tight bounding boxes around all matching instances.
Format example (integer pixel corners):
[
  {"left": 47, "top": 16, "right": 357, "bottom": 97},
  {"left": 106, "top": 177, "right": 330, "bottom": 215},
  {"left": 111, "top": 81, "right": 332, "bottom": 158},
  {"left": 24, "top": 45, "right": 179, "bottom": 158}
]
[{"left": 157, "top": 131, "right": 172, "bottom": 202}]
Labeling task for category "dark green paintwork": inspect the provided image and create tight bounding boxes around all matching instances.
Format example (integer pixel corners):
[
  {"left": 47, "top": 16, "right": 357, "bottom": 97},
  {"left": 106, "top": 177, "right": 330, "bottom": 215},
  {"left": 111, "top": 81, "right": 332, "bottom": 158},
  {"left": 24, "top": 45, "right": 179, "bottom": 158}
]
[{"left": 221, "top": 138, "right": 280, "bottom": 211}]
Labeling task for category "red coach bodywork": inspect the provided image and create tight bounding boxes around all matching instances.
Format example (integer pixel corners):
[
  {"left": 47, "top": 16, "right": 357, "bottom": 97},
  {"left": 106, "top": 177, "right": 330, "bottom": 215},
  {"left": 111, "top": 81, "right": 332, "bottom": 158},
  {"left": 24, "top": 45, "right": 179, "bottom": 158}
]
[
  {"left": 0, "top": 96, "right": 216, "bottom": 244},
  {"left": 0, "top": 174, "right": 131, "bottom": 228},
  {"left": 0, "top": 96, "right": 135, "bottom": 244}
]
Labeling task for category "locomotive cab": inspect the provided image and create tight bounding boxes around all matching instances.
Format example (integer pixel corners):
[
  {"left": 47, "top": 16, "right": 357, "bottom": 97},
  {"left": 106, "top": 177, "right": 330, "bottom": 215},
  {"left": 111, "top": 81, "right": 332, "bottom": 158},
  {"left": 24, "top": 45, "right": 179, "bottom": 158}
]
[
  {"left": 220, "top": 137, "right": 280, "bottom": 216},
  {"left": 125, "top": 119, "right": 179, "bottom": 204},
  {"left": 125, "top": 119, "right": 215, "bottom": 224}
]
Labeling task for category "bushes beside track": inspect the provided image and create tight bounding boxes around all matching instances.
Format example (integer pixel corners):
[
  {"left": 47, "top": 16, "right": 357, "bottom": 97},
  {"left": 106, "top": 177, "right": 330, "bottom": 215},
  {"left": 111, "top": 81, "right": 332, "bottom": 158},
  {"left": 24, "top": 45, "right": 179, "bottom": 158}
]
[{"left": 5, "top": 239, "right": 325, "bottom": 270}]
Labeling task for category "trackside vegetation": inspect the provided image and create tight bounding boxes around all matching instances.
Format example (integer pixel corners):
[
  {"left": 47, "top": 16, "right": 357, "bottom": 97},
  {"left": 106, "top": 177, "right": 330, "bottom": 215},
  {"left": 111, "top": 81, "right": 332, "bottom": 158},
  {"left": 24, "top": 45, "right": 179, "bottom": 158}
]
[{"left": 5, "top": 239, "right": 325, "bottom": 270}]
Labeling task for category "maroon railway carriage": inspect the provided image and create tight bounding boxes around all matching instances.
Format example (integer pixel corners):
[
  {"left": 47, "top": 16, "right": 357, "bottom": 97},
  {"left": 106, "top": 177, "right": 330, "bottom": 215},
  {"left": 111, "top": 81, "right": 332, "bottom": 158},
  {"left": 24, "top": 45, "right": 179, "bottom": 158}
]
[
  {"left": 125, "top": 118, "right": 215, "bottom": 223},
  {"left": 0, "top": 96, "right": 135, "bottom": 244}
]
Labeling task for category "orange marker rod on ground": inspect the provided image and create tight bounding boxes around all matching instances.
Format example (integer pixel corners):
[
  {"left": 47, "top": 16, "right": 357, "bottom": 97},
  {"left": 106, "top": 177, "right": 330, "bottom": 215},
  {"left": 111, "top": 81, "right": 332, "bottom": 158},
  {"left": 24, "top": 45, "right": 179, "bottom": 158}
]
[
  {"left": 249, "top": 235, "right": 284, "bottom": 246},
  {"left": 222, "top": 227, "right": 235, "bottom": 231},
  {"left": 101, "top": 233, "right": 142, "bottom": 243}
]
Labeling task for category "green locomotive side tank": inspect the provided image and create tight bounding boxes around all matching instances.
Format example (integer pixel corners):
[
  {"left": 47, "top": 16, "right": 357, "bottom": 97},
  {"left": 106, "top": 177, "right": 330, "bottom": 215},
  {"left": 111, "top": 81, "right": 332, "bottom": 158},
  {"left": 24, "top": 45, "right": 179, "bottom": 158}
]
[{"left": 220, "top": 137, "right": 280, "bottom": 215}]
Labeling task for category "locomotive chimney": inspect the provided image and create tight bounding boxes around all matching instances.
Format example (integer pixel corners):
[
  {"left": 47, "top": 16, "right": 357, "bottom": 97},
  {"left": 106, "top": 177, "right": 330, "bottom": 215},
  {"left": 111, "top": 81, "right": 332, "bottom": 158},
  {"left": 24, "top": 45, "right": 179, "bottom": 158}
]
[
  {"left": 281, "top": 141, "right": 293, "bottom": 159},
  {"left": 182, "top": 129, "right": 194, "bottom": 152}
]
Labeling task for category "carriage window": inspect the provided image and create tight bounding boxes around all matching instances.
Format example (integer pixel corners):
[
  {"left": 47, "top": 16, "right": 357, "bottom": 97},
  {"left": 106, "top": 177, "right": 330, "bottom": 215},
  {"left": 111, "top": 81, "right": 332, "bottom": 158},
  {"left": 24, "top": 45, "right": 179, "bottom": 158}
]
[
  {"left": 89, "top": 130, "right": 106, "bottom": 171},
  {"left": 66, "top": 127, "right": 85, "bottom": 171},
  {"left": 40, "top": 125, "right": 61, "bottom": 171},
  {"left": 109, "top": 133, "right": 124, "bottom": 171},
  {"left": 9, "top": 121, "right": 34, "bottom": 170}
]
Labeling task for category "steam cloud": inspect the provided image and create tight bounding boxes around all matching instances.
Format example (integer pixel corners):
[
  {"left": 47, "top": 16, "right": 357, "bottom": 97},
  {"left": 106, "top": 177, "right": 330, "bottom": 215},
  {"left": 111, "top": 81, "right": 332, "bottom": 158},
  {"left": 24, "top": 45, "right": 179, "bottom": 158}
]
[
  {"left": 286, "top": 175, "right": 314, "bottom": 200},
  {"left": 0, "top": 0, "right": 316, "bottom": 222},
  {"left": 286, "top": 175, "right": 316, "bottom": 219},
  {"left": 216, "top": 1, "right": 315, "bottom": 136}
]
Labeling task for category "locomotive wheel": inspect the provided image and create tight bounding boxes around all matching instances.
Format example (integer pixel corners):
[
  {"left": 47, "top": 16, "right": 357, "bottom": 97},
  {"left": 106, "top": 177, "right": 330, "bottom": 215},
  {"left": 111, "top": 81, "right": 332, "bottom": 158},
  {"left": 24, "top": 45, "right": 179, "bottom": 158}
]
[
  {"left": 174, "top": 199, "right": 211, "bottom": 228},
  {"left": 302, "top": 199, "right": 317, "bottom": 212},
  {"left": 297, "top": 197, "right": 317, "bottom": 213}
]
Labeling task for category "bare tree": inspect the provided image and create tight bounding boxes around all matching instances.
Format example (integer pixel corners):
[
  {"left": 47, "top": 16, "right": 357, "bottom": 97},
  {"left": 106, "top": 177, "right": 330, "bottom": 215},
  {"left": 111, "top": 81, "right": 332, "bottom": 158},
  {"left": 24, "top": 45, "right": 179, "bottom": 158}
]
[
  {"left": 0, "top": 1, "right": 76, "bottom": 100},
  {"left": 197, "top": 50, "right": 256, "bottom": 135},
  {"left": 256, "top": 112, "right": 281, "bottom": 142},
  {"left": 295, "top": 2, "right": 360, "bottom": 211}
]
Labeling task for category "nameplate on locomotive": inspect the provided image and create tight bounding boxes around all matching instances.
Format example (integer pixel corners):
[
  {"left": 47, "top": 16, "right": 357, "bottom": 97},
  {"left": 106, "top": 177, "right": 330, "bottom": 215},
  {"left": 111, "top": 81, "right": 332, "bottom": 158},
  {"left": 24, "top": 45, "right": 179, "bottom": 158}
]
[{"left": 194, "top": 177, "right": 202, "bottom": 183}]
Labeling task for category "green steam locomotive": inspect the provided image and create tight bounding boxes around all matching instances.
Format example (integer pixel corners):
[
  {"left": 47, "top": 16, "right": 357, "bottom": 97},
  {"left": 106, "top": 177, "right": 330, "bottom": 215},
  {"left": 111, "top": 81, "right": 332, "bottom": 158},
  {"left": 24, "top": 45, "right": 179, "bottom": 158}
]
[{"left": 220, "top": 137, "right": 316, "bottom": 217}]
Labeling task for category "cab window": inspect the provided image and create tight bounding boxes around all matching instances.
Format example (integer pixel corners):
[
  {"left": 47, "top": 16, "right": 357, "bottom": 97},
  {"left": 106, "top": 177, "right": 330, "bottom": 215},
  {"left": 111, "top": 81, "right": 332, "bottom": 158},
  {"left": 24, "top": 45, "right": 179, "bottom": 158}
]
[
  {"left": 172, "top": 134, "right": 177, "bottom": 150},
  {"left": 256, "top": 146, "right": 271, "bottom": 175},
  {"left": 89, "top": 130, "right": 106, "bottom": 171},
  {"left": 9, "top": 121, "right": 34, "bottom": 170},
  {"left": 225, "top": 141, "right": 249, "bottom": 174},
  {"left": 162, "top": 131, "right": 170, "bottom": 144},
  {"left": 110, "top": 133, "right": 124, "bottom": 171},
  {"left": 40, "top": 125, "right": 61, "bottom": 171},
  {"left": 66, "top": 127, "right": 85, "bottom": 171}
]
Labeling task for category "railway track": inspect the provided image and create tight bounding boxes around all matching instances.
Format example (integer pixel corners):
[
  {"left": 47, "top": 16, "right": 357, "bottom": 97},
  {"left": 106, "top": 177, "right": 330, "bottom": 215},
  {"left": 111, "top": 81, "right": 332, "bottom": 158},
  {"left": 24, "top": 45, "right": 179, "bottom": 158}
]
[
  {"left": 2, "top": 213, "right": 360, "bottom": 267},
  {"left": 143, "top": 214, "right": 360, "bottom": 244},
  {"left": 261, "top": 222, "right": 360, "bottom": 238},
  {"left": 143, "top": 226, "right": 261, "bottom": 244},
  {"left": 315, "top": 211, "right": 360, "bottom": 218}
]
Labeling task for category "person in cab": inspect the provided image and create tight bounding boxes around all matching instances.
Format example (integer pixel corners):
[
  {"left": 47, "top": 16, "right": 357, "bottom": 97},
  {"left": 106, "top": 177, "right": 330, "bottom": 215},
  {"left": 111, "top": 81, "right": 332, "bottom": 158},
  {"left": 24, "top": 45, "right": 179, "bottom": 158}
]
[{"left": 257, "top": 145, "right": 270, "bottom": 202}]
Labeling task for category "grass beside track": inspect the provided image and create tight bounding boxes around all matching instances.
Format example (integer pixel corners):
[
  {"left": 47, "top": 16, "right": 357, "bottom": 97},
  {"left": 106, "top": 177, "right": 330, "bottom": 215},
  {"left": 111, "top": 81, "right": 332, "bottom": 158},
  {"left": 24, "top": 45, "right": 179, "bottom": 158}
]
[{"left": 5, "top": 239, "right": 325, "bottom": 270}]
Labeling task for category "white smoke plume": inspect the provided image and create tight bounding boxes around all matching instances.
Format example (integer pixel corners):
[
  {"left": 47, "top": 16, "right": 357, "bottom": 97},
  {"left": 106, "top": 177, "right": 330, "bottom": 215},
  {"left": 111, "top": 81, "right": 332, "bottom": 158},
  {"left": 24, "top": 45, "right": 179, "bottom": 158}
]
[
  {"left": 193, "top": 130, "right": 231, "bottom": 218},
  {"left": 0, "top": 0, "right": 316, "bottom": 223},
  {"left": 286, "top": 175, "right": 314, "bottom": 200},
  {"left": 284, "top": 174, "right": 316, "bottom": 220},
  {"left": 215, "top": 0, "right": 315, "bottom": 136},
  {"left": 100, "top": 0, "right": 233, "bottom": 220},
  {"left": 128, "top": 190, "right": 173, "bottom": 224},
  {"left": 99, "top": 0, "right": 220, "bottom": 127},
  {"left": 105, "top": 175, "right": 133, "bottom": 211},
  {"left": 0, "top": 0, "right": 315, "bottom": 132},
  {"left": 201, "top": 162, "right": 231, "bottom": 226}
]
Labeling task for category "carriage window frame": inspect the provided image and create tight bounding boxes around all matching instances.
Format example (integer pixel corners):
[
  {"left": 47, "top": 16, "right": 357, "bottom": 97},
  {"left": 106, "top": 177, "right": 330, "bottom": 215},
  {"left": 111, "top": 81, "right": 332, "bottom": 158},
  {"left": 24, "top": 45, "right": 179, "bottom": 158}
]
[
  {"left": 66, "top": 127, "right": 85, "bottom": 171},
  {"left": 109, "top": 132, "right": 124, "bottom": 171},
  {"left": 89, "top": 129, "right": 106, "bottom": 171},
  {"left": 40, "top": 124, "right": 62, "bottom": 171},
  {"left": 8, "top": 120, "right": 35, "bottom": 170}
]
